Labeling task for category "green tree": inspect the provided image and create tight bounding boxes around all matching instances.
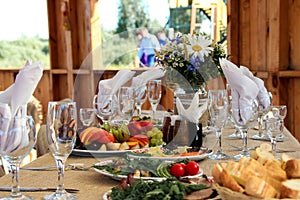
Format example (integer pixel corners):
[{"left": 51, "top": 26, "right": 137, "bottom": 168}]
[{"left": 116, "top": 0, "right": 151, "bottom": 35}]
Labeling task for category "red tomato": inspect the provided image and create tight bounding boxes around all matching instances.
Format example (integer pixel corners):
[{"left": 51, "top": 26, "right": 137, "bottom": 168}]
[
  {"left": 170, "top": 163, "right": 185, "bottom": 177},
  {"left": 185, "top": 161, "right": 200, "bottom": 176}
]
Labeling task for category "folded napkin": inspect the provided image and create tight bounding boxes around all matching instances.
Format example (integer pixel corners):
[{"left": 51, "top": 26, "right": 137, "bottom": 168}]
[
  {"left": 176, "top": 91, "right": 208, "bottom": 123},
  {"left": 219, "top": 58, "right": 259, "bottom": 125},
  {"left": 131, "top": 65, "right": 165, "bottom": 89},
  {"left": 97, "top": 69, "right": 136, "bottom": 102},
  {"left": 240, "top": 66, "right": 271, "bottom": 110},
  {"left": 0, "top": 60, "right": 43, "bottom": 153}
]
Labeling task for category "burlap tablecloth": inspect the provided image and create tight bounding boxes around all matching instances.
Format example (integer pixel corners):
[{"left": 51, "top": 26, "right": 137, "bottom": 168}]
[{"left": 0, "top": 127, "right": 299, "bottom": 200}]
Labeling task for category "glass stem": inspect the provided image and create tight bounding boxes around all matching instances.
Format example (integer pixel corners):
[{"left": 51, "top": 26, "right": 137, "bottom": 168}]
[
  {"left": 258, "top": 113, "right": 264, "bottom": 137},
  {"left": 271, "top": 137, "right": 277, "bottom": 156},
  {"left": 216, "top": 129, "right": 222, "bottom": 154},
  {"left": 241, "top": 129, "right": 248, "bottom": 155},
  {"left": 56, "top": 159, "right": 66, "bottom": 193},
  {"left": 10, "top": 161, "right": 22, "bottom": 198}
]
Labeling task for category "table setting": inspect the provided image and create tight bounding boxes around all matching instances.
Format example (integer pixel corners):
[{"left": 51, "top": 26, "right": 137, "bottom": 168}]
[{"left": 0, "top": 55, "right": 300, "bottom": 200}]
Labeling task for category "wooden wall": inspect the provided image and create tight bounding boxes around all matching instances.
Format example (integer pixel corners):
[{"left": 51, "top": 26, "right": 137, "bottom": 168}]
[{"left": 228, "top": 0, "right": 300, "bottom": 141}]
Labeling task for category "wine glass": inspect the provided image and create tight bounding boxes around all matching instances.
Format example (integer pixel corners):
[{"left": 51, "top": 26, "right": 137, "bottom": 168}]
[
  {"left": 93, "top": 94, "right": 117, "bottom": 128},
  {"left": 251, "top": 93, "right": 273, "bottom": 140},
  {"left": 265, "top": 117, "right": 282, "bottom": 159},
  {"left": 0, "top": 109, "right": 36, "bottom": 200},
  {"left": 117, "top": 86, "right": 136, "bottom": 123},
  {"left": 147, "top": 80, "right": 162, "bottom": 121},
  {"left": 230, "top": 101, "right": 258, "bottom": 160},
  {"left": 79, "top": 108, "right": 95, "bottom": 127},
  {"left": 44, "top": 101, "right": 77, "bottom": 200},
  {"left": 225, "top": 83, "right": 242, "bottom": 139},
  {"left": 268, "top": 105, "right": 287, "bottom": 140},
  {"left": 134, "top": 84, "right": 147, "bottom": 116},
  {"left": 207, "top": 89, "right": 230, "bottom": 160}
]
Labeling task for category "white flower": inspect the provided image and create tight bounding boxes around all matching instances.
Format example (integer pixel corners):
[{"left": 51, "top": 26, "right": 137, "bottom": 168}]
[{"left": 186, "top": 34, "right": 213, "bottom": 61}]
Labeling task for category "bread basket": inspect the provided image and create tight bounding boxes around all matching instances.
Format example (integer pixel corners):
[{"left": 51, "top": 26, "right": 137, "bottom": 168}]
[{"left": 214, "top": 183, "right": 297, "bottom": 200}]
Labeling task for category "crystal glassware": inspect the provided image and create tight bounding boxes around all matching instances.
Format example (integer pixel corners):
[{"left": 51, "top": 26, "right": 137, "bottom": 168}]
[
  {"left": 93, "top": 94, "right": 117, "bottom": 128},
  {"left": 265, "top": 117, "right": 282, "bottom": 159},
  {"left": 79, "top": 108, "right": 95, "bottom": 127},
  {"left": 225, "top": 83, "right": 242, "bottom": 139},
  {"left": 44, "top": 101, "right": 77, "bottom": 200},
  {"left": 0, "top": 110, "right": 36, "bottom": 200},
  {"left": 147, "top": 80, "right": 162, "bottom": 121},
  {"left": 207, "top": 89, "right": 230, "bottom": 160},
  {"left": 117, "top": 86, "right": 136, "bottom": 123},
  {"left": 134, "top": 84, "right": 147, "bottom": 116},
  {"left": 269, "top": 105, "right": 287, "bottom": 139},
  {"left": 251, "top": 92, "right": 273, "bottom": 140},
  {"left": 230, "top": 101, "right": 258, "bottom": 160}
]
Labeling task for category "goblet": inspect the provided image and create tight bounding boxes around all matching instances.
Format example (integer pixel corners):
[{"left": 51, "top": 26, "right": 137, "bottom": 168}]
[
  {"left": 134, "top": 84, "right": 147, "bottom": 116},
  {"left": 93, "top": 94, "right": 117, "bottom": 128},
  {"left": 147, "top": 80, "right": 162, "bottom": 121},
  {"left": 265, "top": 117, "right": 282, "bottom": 159},
  {"left": 225, "top": 83, "right": 242, "bottom": 139},
  {"left": 117, "top": 86, "right": 136, "bottom": 123},
  {"left": 0, "top": 111, "right": 36, "bottom": 200},
  {"left": 207, "top": 89, "right": 230, "bottom": 160},
  {"left": 44, "top": 101, "right": 77, "bottom": 200},
  {"left": 269, "top": 105, "right": 287, "bottom": 139},
  {"left": 79, "top": 108, "right": 95, "bottom": 127},
  {"left": 251, "top": 93, "right": 273, "bottom": 141},
  {"left": 230, "top": 101, "right": 258, "bottom": 160}
]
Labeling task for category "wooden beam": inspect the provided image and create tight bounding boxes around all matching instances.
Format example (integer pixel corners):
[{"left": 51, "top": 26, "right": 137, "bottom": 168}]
[{"left": 227, "top": 0, "right": 239, "bottom": 64}]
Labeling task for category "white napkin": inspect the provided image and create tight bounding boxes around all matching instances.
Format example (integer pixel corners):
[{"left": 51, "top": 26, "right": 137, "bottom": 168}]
[
  {"left": 0, "top": 60, "right": 43, "bottom": 153},
  {"left": 219, "top": 58, "right": 259, "bottom": 125},
  {"left": 97, "top": 69, "right": 136, "bottom": 99},
  {"left": 240, "top": 66, "right": 271, "bottom": 110},
  {"left": 176, "top": 92, "right": 208, "bottom": 123},
  {"left": 131, "top": 66, "right": 165, "bottom": 89}
]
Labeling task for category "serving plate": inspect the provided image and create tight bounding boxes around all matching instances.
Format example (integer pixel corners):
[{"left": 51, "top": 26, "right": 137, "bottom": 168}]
[
  {"left": 94, "top": 160, "right": 203, "bottom": 181},
  {"left": 71, "top": 149, "right": 134, "bottom": 157},
  {"left": 127, "top": 148, "right": 213, "bottom": 161}
]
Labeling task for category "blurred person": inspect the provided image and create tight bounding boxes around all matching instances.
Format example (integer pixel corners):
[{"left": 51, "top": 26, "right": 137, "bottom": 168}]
[
  {"left": 137, "top": 27, "right": 160, "bottom": 67},
  {"left": 157, "top": 30, "right": 168, "bottom": 46}
]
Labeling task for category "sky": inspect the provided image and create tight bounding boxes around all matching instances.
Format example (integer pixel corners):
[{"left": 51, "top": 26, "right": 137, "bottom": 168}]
[{"left": 0, "top": 0, "right": 170, "bottom": 41}]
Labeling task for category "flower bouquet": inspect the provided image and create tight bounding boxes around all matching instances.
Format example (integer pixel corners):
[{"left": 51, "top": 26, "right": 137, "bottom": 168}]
[{"left": 155, "top": 32, "right": 228, "bottom": 94}]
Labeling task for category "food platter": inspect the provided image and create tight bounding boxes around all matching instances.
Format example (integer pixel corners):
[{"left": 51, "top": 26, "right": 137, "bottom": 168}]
[
  {"left": 93, "top": 160, "right": 204, "bottom": 181},
  {"left": 71, "top": 148, "right": 134, "bottom": 157},
  {"left": 127, "top": 147, "right": 213, "bottom": 161}
]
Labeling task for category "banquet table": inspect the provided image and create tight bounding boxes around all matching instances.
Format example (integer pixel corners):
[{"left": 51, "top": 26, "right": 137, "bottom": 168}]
[{"left": 0, "top": 126, "right": 299, "bottom": 200}]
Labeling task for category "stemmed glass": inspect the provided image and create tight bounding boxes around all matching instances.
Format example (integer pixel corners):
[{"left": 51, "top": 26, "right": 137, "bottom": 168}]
[
  {"left": 147, "top": 80, "right": 162, "bottom": 121},
  {"left": 265, "top": 117, "right": 282, "bottom": 159},
  {"left": 225, "top": 84, "right": 242, "bottom": 139},
  {"left": 44, "top": 101, "right": 77, "bottom": 200},
  {"left": 79, "top": 108, "right": 95, "bottom": 127},
  {"left": 0, "top": 109, "right": 36, "bottom": 200},
  {"left": 93, "top": 94, "right": 117, "bottom": 128},
  {"left": 230, "top": 101, "right": 258, "bottom": 160},
  {"left": 207, "top": 89, "right": 230, "bottom": 160},
  {"left": 134, "top": 84, "right": 147, "bottom": 116},
  {"left": 269, "top": 105, "right": 287, "bottom": 140},
  {"left": 251, "top": 92, "right": 272, "bottom": 140},
  {"left": 117, "top": 86, "right": 136, "bottom": 123}
]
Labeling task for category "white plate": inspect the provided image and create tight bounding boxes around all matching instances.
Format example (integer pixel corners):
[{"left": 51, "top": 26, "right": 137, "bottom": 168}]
[
  {"left": 94, "top": 160, "right": 203, "bottom": 181},
  {"left": 128, "top": 148, "right": 213, "bottom": 161},
  {"left": 71, "top": 149, "right": 134, "bottom": 157}
]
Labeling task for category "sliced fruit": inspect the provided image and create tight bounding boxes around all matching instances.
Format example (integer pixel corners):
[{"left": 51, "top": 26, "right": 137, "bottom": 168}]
[{"left": 106, "top": 142, "right": 121, "bottom": 150}]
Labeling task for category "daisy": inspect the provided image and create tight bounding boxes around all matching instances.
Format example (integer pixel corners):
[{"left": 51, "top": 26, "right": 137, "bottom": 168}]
[{"left": 186, "top": 34, "right": 213, "bottom": 61}]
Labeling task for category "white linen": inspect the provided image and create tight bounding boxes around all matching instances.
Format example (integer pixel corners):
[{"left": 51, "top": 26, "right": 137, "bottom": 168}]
[
  {"left": 0, "top": 60, "right": 43, "bottom": 153},
  {"left": 131, "top": 66, "right": 165, "bottom": 89},
  {"left": 240, "top": 66, "right": 271, "bottom": 110},
  {"left": 97, "top": 69, "right": 136, "bottom": 102},
  {"left": 219, "top": 58, "right": 259, "bottom": 125},
  {"left": 176, "top": 91, "right": 208, "bottom": 123}
]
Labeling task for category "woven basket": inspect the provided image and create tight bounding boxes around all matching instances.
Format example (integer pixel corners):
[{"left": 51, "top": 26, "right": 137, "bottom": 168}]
[{"left": 213, "top": 183, "right": 298, "bottom": 200}]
